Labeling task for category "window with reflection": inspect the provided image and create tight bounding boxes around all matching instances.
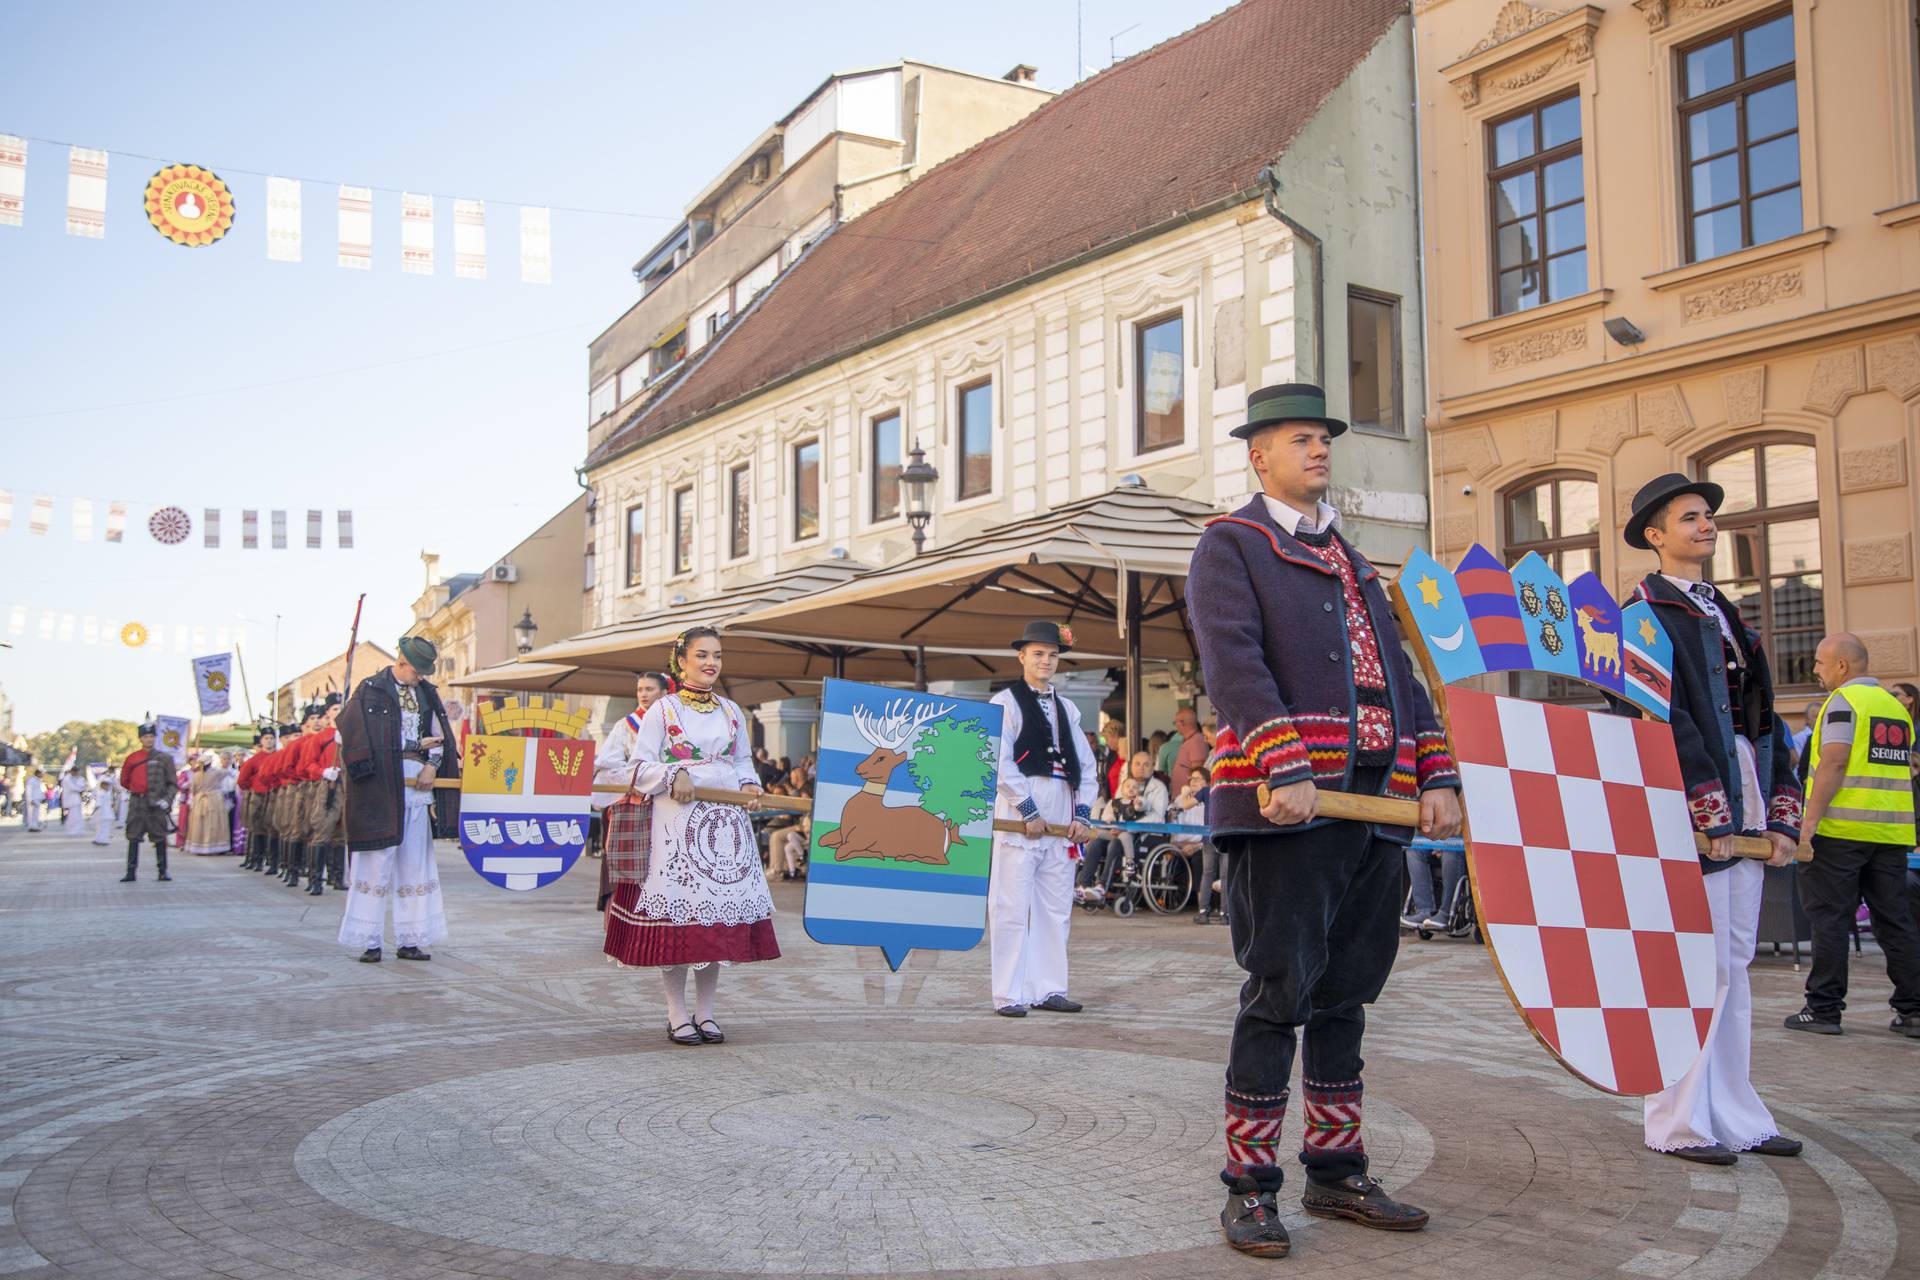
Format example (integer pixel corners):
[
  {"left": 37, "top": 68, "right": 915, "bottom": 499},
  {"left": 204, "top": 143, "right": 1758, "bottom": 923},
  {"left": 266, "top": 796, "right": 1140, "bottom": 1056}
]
[
  {"left": 728, "top": 464, "right": 751, "bottom": 560},
  {"left": 1488, "top": 93, "right": 1587, "bottom": 315},
  {"left": 1135, "top": 312, "right": 1185, "bottom": 453},
  {"left": 624, "top": 504, "right": 645, "bottom": 588},
  {"left": 1680, "top": 8, "right": 1800, "bottom": 262},
  {"left": 1503, "top": 471, "right": 1601, "bottom": 700},
  {"left": 671, "top": 484, "right": 694, "bottom": 576},
  {"left": 793, "top": 439, "right": 821, "bottom": 540},
  {"left": 870, "top": 411, "right": 903, "bottom": 520},
  {"left": 957, "top": 379, "right": 994, "bottom": 499},
  {"left": 1699, "top": 437, "right": 1821, "bottom": 687}
]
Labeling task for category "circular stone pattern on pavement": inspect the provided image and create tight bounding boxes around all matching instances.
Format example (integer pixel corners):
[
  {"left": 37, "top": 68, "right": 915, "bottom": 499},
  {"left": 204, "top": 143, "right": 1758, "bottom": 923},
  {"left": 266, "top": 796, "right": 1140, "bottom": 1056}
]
[{"left": 295, "top": 1040, "right": 1431, "bottom": 1273}]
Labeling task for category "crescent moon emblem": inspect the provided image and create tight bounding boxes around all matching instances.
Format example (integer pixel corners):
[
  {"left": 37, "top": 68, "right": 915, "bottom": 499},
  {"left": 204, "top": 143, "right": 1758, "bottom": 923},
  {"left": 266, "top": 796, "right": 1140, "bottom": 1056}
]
[{"left": 1428, "top": 626, "right": 1466, "bottom": 652}]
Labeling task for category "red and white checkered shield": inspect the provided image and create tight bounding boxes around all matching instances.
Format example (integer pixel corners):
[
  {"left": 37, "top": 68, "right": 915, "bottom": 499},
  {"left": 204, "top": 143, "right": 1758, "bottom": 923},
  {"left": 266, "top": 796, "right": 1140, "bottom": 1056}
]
[{"left": 1449, "top": 688, "right": 1716, "bottom": 1096}]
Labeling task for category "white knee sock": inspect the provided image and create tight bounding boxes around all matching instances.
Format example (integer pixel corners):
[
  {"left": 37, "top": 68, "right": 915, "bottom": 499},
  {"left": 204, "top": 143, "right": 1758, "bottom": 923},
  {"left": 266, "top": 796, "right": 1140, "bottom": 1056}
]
[
  {"left": 694, "top": 964, "right": 720, "bottom": 1022},
  {"left": 661, "top": 965, "right": 690, "bottom": 1026}
]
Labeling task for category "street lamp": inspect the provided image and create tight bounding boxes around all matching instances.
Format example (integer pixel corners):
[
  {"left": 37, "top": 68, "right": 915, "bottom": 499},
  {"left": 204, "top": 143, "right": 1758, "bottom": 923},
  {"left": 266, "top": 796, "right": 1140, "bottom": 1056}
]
[
  {"left": 901, "top": 440, "right": 940, "bottom": 556},
  {"left": 513, "top": 608, "right": 538, "bottom": 656}
]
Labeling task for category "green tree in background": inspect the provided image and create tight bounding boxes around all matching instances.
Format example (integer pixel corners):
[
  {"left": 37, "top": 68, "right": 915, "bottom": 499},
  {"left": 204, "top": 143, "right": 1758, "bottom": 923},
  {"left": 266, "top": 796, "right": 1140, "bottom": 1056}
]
[
  {"left": 27, "top": 719, "right": 142, "bottom": 769},
  {"left": 907, "top": 717, "right": 996, "bottom": 828}
]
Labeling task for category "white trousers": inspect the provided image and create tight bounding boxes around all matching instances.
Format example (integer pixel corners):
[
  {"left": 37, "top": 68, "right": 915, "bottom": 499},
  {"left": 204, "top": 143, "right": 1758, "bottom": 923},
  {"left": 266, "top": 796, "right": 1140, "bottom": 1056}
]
[
  {"left": 337, "top": 803, "right": 447, "bottom": 951},
  {"left": 1644, "top": 858, "right": 1778, "bottom": 1151},
  {"left": 24, "top": 803, "right": 42, "bottom": 831},
  {"left": 989, "top": 839, "right": 1075, "bottom": 1007},
  {"left": 91, "top": 807, "right": 113, "bottom": 845}
]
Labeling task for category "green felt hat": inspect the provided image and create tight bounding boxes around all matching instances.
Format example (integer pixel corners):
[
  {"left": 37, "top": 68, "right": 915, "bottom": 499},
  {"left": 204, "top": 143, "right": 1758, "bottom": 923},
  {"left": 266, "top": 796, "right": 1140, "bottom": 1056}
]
[
  {"left": 397, "top": 635, "right": 439, "bottom": 674},
  {"left": 1230, "top": 382, "right": 1349, "bottom": 440}
]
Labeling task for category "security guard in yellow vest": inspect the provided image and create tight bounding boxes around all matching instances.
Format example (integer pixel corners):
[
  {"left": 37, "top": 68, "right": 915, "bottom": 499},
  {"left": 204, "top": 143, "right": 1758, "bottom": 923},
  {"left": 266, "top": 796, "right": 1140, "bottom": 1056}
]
[{"left": 1786, "top": 632, "right": 1920, "bottom": 1040}]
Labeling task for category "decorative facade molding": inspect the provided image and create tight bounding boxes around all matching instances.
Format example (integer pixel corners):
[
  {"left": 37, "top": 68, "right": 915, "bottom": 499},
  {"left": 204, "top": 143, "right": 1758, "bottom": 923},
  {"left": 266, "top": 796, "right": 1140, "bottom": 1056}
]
[
  {"left": 1721, "top": 367, "right": 1766, "bottom": 428},
  {"left": 775, "top": 403, "right": 832, "bottom": 441},
  {"left": 1107, "top": 264, "right": 1204, "bottom": 316},
  {"left": 1636, "top": 385, "right": 1694, "bottom": 444},
  {"left": 1862, "top": 628, "right": 1919, "bottom": 680},
  {"left": 1679, "top": 266, "right": 1804, "bottom": 323},
  {"left": 1586, "top": 397, "right": 1638, "bottom": 455},
  {"left": 1614, "top": 486, "right": 1639, "bottom": 527},
  {"left": 1839, "top": 441, "right": 1909, "bottom": 495},
  {"left": 1844, "top": 534, "right": 1913, "bottom": 586},
  {"left": 1445, "top": 4, "right": 1600, "bottom": 110},
  {"left": 935, "top": 336, "right": 1007, "bottom": 379},
  {"left": 850, "top": 372, "right": 913, "bottom": 412},
  {"left": 1466, "top": 3, "right": 1578, "bottom": 58},
  {"left": 1634, "top": 0, "right": 1743, "bottom": 32},
  {"left": 1866, "top": 334, "right": 1920, "bottom": 400},
  {"left": 1516, "top": 410, "right": 1560, "bottom": 465},
  {"left": 1803, "top": 347, "right": 1866, "bottom": 415},
  {"left": 1489, "top": 323, "right": 1588, "bottom": 371},
  {"left": 1440, "top": 425, "right": 1502, "bottom": 479}
]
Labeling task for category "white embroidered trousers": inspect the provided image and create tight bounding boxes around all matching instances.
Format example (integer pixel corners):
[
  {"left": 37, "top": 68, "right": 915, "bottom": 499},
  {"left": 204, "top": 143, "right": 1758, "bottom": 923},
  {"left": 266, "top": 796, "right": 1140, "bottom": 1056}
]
[{"left": 337, "top": 801, "right": 447, "bottom": 951}]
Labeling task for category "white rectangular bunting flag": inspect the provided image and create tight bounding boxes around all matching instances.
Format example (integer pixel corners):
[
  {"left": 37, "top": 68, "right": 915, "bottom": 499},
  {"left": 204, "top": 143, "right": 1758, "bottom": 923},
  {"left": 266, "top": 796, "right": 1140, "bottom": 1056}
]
[
  {"left": 29, "top": 495, "right": 52, "bottom": 534},
  {"left": 271, "top": 510, "right": 287, "bottom": 549},
  {"left": 454, "top": 198, "right": 485, "bottom": 279},
  {"left": 267, "top": 176, "right": 301, "bottom": 262},
  {"left": 37, "top": 610, "right": 53, "bottom": 640},
  {"left": 204, "top": 508, "right": 220, "bottom": 548},
  {"left": 337, "top": 509, "right": 354, "bottom": 549},
  {"left": 520, "top": 206, "right": 551, "bottom": 284},
  {"left": 172, "top": 624, "right": 188, "bottom": 653},
  {"left": 192, "top": 652, "right": 233, "bottom": 715},
  {"left": 6, "top": 605, "right": 24, "bottom": 636},
  {"left": 82, "top": 616, "right": 98, "bottom": 645},
  {"left": 0, "top": 134, "right": 24, "bottom": 227},
  {"left": 58, "top": 613, "right": 74, "bottom": 643},
  {"left": 106, "top": 501, "right": 126, "bottom": 542},
  {"left": 66, "top": 147, "right": 106, "bottom": 237},
  {"left": 72, "top": 498, "right": 93, "bottom": 541},
  {"left": 242, "top": 508, "right": 258, "bottom": 549},
  {"left": 401, "top": 192, "right": 433, "bottom": 275},
  {"left": 306, "top": 509, "right": 322, "bottom": 548},
  {"left": 0, "top": 490, "right": 12, "bottom": 533},
  {"left": 338, "top": 185, "right": 372, "bottom": 269}
]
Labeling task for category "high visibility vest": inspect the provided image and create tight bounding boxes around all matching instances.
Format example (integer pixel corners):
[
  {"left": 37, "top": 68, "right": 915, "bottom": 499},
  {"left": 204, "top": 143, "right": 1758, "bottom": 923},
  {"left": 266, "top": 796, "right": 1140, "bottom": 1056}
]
[{"left": 1809, "top": 683, "right": 1917, "bottom": 845}]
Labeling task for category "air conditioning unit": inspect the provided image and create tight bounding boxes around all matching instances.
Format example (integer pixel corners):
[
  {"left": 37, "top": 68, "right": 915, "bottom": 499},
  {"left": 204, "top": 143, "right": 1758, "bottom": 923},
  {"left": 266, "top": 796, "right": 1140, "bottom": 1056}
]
[
  {"left": 491, "top": 563, "right": 519, "bottom": 583},
  {"left": 747, "top": 153, "right": 772, "bottom": 185}
]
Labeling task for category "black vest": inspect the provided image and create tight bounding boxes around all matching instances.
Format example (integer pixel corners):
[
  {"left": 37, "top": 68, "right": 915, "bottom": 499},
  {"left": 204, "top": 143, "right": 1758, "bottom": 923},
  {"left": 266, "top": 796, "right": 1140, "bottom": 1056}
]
[{"left": 1008, "top": 681, "right": 1080, "bottom": 789}]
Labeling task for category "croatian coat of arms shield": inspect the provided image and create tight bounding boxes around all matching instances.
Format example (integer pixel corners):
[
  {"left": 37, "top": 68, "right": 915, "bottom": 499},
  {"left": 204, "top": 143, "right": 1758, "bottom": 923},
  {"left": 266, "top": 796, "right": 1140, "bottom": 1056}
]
[{"left": 459, "top": 735, "right": 596, "bottom": 891}]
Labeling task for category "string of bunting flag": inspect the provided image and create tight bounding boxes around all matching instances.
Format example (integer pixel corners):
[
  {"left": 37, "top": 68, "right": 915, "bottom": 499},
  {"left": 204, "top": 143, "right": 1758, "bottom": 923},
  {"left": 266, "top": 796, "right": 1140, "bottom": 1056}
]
[
  {"left": 3, "top": 605, "right": 248, "bottom": 654},
  {"left": 0, "top": 492, "right": 354, "bottom": 548}
]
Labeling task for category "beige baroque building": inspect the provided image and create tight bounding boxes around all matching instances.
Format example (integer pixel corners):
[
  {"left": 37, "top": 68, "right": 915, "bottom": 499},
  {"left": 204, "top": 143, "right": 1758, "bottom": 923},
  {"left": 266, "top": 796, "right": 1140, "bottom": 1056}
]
[
  {"left": 1415, "top": 0, "right": 1920, "bottom": 706},
  {"left": 584, "top": 0, "right": 1436, "bottom": 670}
]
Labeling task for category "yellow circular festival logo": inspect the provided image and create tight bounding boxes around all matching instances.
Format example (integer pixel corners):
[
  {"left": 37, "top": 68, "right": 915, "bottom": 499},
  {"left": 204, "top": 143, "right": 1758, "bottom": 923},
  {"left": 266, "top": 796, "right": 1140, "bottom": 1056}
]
[
  {"left": 205, "top": 670, "right": 229, "bottom": 692},
  {"left": 143, "top": 164, "right": 235, "bottom": 247},
  {"left": 121, "top": 622, "right": 149, "bottom": 648}
]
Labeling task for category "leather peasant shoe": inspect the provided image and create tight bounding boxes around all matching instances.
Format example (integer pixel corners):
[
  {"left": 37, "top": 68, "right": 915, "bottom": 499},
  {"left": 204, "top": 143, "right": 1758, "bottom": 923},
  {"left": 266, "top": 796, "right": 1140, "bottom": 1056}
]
[
  {"left": 1751, "top": 1135, "right": 1802, "bottom": 1157},
  {"left": 667, "top": 1022, "right": 703, "bottom": 1046},
  {"left": 1300, "top": 1174, "right": 1430, "bottom": 1230},
  {"left": 696, "top": 1019, "right": 725, "bottom": 1044},
  {"left": 1221, "top": 1176, "right": 1291, "bottom": 1258},
  {"left": 358, "top": 948, "right": 382, "bottom": 963},
  {"left": 1662, "top": 1142, "right": 1736, "bottom": 1166},
  {"left": 394, "top": 945, "right": 431, "bottom": 961},
  {"left": 995, "top": 1004, "right": 1028, "bottom": 1018},
  {"left": 1032, "top": 993, "right": 1083, "bottom": 1013}
]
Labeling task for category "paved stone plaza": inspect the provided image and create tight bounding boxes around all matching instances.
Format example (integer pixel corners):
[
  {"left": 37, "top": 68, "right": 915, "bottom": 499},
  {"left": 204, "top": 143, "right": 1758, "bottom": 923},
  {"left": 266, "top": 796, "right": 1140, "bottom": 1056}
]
[{"left": 1, "top": 823, "right": 1915, "bottom": 1279}]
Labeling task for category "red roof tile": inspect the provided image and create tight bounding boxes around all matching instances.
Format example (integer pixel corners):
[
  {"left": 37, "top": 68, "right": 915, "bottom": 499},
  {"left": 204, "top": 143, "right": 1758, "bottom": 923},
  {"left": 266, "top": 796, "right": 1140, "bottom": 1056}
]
[{"left": 591, "top": 0, "right": 1407, "bottom": 466}]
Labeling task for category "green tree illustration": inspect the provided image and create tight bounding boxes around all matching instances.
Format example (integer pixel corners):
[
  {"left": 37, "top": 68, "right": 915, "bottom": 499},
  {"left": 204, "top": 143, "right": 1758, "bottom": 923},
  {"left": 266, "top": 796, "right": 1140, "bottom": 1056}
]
[{"left": 907, "top": 717, "right": 996, "bottom": 828}]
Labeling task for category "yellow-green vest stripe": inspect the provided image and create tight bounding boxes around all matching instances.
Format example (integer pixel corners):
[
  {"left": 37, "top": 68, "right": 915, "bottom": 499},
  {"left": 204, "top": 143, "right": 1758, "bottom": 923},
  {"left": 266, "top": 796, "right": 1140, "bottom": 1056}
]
[{"left": 1809, "top": 683, "right": 1917, "bottom": 844}]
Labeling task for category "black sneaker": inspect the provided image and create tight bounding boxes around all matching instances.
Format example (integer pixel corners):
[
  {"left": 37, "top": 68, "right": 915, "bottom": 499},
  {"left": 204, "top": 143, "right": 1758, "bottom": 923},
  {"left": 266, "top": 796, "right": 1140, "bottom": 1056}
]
[
  {"left": 358, "top": 948, "right": 381, "bottom": 963},
  {"left": 1891, "top": 1015, "right": 1920, "bottom": 1039},
  {"left": 1783, "top": 1008, "right": 1842, "bottom": 1035},
  {"left": 1221, "top": 1176, "right": 1290, "bottom": 1258},
  {"left": 1300, "top": 1174, "right": 1429, "bottom": 1230},
  {"left": 395, "top": 946, "right": 431, "bottom": 961},
  {"left": 1033, "top": 993, "right": 1083, "bottom": 1013},
  {"left": 995, "top": 1004, "right": 1027, "bottom": 1018}
]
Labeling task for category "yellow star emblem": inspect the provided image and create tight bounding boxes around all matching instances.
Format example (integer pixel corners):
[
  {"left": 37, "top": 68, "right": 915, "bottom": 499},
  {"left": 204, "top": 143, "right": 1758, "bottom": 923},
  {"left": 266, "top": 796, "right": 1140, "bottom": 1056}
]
[
  {"left": 1416, "top": 574, "right": 1443, "bottom": 608},
  {"left": 1637, "top": 617, "right": 1658, "bottom": 645}
]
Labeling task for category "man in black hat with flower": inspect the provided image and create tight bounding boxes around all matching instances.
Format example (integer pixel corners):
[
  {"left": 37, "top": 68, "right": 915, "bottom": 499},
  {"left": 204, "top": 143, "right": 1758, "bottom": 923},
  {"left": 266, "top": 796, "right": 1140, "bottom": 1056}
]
[
  {"left": 1620, "top": 473, "right": 1803, "bottom": 1165},
  {"left": 1188, "top": 383, "right": 1461, "bottom": 1256},
  {"left": 988, "top": 621, "right": 1098, "bottom": 1017}
]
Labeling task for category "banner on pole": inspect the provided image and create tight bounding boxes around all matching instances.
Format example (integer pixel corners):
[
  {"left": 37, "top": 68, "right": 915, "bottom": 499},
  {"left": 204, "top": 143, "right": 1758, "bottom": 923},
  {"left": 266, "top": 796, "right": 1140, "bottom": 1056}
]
[
  {"left": 192, "top": 652, "right": 233, "bottom": 715},
  {"left": 154, "top": 715, "right": 191, "bottom": 765}
]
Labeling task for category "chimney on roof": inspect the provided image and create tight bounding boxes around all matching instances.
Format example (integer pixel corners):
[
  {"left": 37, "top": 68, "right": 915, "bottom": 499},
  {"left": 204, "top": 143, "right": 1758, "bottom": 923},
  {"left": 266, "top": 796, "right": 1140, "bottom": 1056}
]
[{"left": 1003, "top": 64, "right": 1037, "bottom": 84}]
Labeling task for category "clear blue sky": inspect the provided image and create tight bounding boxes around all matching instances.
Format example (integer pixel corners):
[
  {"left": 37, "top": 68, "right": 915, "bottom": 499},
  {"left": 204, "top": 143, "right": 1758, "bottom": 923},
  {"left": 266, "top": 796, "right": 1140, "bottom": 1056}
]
[{"left": 0, "top": 0, "right": 1234, "bottom": 734}]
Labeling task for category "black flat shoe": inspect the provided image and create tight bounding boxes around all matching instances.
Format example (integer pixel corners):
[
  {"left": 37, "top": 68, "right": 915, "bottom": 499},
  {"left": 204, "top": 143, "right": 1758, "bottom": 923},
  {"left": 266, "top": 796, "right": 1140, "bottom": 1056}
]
[
  {"left": 1662, "top": 1142, "right": 1736, "bottom": 1165},
  {"left": 119, "top": 873, "right": 135, "bottom": 883},
  {"left": 1033, "top": 993, "right": 1083, "bottom": 1013},
  {"left": 1891, "top": 1015, "right": 1920, "bottom": 1039},
  {"left": 696, "top": 1019, "right": 725, "bottom": 1044},
  {"left": 995, "top": 1004, "right": 1027, "bottom": 1018},
  {"left": 1751, "top": 1135, "right": 1802, "bottom": 1157},
  {"left": 395, "top": 946, "right": 430, "bottom": 961},
  {"left": 358, "top": 948, "right": 381, "bottom": 963},
  {"left": 1221, "top": 1176, "right": 1290, "bottom": 1258},
  {"left": 668, "top": 1022, "right": 702, "bottom": 1046},
  {"left": 156, "top": 873, "right": 171, "bottom": 881},
  {"left": 1301, "top": 1174, "right": 1428, "bottom": 1230}
]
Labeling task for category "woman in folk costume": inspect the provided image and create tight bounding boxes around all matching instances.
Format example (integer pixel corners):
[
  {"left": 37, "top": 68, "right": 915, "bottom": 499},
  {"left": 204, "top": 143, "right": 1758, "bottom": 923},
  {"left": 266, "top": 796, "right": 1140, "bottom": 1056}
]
[
  {"left": 92, "top": 765, "right": 119, "bottom": 845},
  {"left": 597, "top": 668, "right": 671, "bottom": 924},
  {"left": 617, "top": 627, "right": 778, "bottom": 1046},
  {"left": 60, "top": 765, "right": 90, "bottom": 835},
  {"left": 23, "top": 772, "right": 45, "bottom": 831},
  {"left": 185, "top": 756, "right": 233, "bottom": 854}
]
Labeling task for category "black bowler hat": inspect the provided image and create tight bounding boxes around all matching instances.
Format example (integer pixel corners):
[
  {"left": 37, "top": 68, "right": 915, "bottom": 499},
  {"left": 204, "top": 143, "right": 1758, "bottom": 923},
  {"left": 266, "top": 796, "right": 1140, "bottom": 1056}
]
[
  {"left": 1624, "top": 472, "right": 1725, "bottom": 550},
  {"left": 1229, "top": 382, "right": 1349, "bottom": 440},
  {"left": 1012, "top": 620, "right": 1074, "bottom": 653}
]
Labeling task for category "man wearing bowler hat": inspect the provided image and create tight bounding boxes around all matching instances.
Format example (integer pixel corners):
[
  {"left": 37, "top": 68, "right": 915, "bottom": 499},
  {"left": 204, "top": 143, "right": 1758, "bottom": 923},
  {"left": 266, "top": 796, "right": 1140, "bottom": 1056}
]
[
  {"left": 1620, "top": 472, "right": 1803, "bottom": 1165},
  {"left": 988, "top": 621, "right": 1098, "bottom": 1017},
  {"left": 1188, "top": 383, "right": 1462, "bottom": 1256}
]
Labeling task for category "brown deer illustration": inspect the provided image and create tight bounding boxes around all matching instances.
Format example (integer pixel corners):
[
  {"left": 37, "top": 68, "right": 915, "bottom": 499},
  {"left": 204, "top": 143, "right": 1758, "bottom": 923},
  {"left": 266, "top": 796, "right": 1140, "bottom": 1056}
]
[{"left": 817, "top": 699, "right": 967, "bottom": 865}]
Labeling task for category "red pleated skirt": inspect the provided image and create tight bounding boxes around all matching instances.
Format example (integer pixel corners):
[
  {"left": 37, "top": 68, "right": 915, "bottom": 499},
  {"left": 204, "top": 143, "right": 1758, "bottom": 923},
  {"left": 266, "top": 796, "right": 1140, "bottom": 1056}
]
[{"left": 602, "top": 880, "right": 781, "bottom": 968}]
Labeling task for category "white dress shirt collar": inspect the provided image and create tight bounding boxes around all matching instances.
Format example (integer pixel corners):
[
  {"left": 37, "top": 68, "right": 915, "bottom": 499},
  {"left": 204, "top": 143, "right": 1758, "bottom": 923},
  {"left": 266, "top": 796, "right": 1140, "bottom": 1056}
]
[{"left": 1260, "top": 494, "right": 1341, "bottom": 537}]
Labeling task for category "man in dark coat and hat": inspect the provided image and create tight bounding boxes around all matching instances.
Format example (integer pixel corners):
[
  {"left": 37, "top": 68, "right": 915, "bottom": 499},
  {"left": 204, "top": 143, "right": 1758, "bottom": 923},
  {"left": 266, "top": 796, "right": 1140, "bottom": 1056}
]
[
  {"left": 1187, "top": 383, "right": 1462, "bottom": 1256},
  {"left": 335, "top": 635, "right": 460, "bottom": 961},
  {"left": 118, "top": 722, "right": 179, "bottom": 882}
]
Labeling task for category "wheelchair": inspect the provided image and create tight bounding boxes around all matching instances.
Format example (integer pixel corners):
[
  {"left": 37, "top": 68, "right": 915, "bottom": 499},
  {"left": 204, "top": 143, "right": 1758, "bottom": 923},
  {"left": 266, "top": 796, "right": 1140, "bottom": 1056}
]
[
  {"left": 1077, "top": 833, "right": 1195, "bottom": 917},
  {"left": 1403, "top": 841, "right": 1479, "bottom": 942}
]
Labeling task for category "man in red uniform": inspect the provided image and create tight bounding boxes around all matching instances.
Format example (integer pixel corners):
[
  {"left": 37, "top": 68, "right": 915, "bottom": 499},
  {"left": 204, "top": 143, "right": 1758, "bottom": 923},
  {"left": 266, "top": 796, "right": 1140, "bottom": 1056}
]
[
  {"left": 259, "top": 720, "right": 303, "bottom": 881},
  {"left": 295, "top": 695, "right": 346, "bottom": 895},
  {"left": 118, "top": 722, "right": 179, "bottom": 883},
  {"left": 236, "top": 729, "right": 272, "bottom": 870}
]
